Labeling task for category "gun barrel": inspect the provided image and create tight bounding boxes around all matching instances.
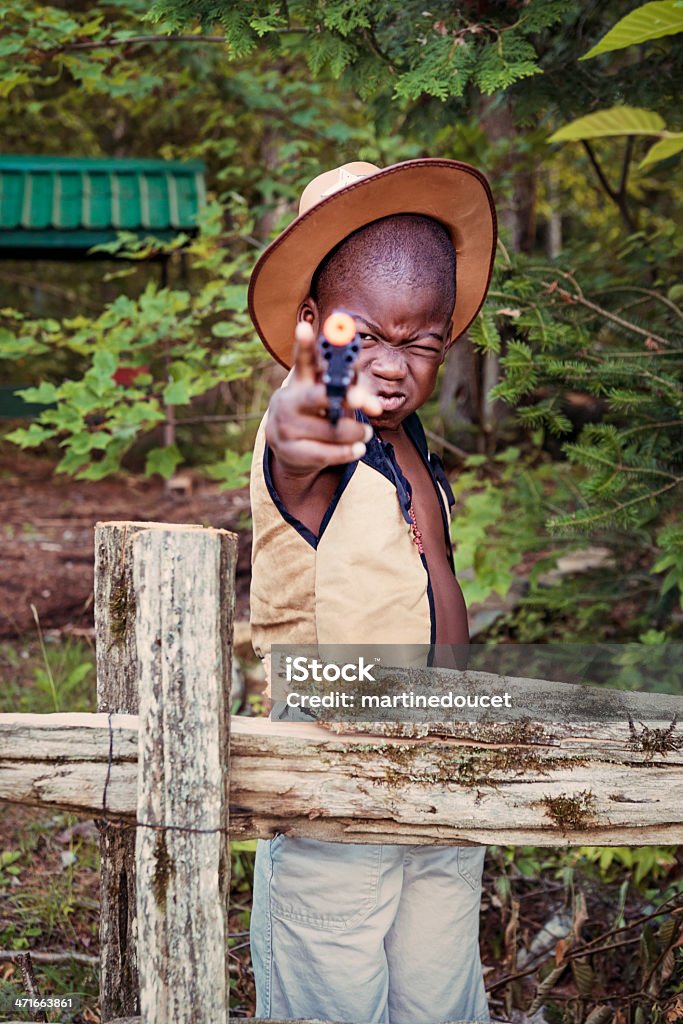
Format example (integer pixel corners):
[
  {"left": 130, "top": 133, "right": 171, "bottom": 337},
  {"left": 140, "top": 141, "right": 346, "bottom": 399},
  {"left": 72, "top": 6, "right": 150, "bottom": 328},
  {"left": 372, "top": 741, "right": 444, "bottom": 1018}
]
[{"left": 319, "top": 309, "right": 361, "bottom": 426}]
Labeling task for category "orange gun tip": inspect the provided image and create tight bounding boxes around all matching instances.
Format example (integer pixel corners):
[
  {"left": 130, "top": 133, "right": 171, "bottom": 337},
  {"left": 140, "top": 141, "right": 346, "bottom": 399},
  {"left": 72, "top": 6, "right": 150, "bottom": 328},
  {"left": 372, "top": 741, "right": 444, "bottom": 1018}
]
[{"left": 323, "top": 311, "right": 356, "bottom": 347}]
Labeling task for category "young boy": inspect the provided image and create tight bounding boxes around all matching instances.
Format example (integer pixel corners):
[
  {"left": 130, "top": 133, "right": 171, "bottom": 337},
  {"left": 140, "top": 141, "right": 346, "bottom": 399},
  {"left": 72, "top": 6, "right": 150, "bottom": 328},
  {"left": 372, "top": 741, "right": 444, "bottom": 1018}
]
[{"left": 247, "top": 159, "right": 497, "bottom": 1024}]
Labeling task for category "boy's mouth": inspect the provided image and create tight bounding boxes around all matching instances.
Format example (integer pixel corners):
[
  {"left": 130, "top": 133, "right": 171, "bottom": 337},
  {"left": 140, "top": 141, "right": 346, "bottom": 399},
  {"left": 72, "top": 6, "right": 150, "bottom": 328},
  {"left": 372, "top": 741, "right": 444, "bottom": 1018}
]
[{"left": 376, "top": 390, "right": 406, "bottom": 412}]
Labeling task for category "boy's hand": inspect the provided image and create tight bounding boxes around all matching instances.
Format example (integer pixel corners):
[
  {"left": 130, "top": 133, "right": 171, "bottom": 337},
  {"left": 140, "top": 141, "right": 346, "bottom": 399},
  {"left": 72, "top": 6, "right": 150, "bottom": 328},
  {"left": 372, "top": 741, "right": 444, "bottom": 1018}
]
[{"left": 266, "top": 322, "right": 382, "bottom": 477}]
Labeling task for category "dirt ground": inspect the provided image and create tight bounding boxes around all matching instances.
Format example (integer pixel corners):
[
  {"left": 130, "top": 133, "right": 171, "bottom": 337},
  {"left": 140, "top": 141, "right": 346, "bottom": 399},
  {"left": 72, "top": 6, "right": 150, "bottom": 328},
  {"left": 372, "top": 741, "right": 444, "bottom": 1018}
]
[{"left": 0, "top": 448, "right": 253, "bottom": 640}]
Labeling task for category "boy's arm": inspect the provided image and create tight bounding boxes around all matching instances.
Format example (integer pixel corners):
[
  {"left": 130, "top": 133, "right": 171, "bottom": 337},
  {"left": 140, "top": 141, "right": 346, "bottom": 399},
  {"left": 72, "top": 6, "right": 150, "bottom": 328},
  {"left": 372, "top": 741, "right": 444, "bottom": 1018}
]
[{"left": 266, "top": 322, "right": 380, "bottom": 534}]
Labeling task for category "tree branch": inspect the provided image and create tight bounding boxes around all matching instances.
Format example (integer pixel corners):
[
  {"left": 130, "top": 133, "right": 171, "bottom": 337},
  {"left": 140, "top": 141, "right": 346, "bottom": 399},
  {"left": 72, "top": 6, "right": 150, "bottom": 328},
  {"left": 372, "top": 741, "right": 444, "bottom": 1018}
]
[
  {"left": 581, "top": 140, "right": 637, "bottom": 233},
  {"left": 172, "top": 413, "right": 263, "bottom": 425},
  {"left": 488, "top": 893, "right": 682, "bottom": 992},
  {"left": 51, "top": 30, "right": 306, "bottom": 52},
  {"left": 1, "top": 949, "right": 98, "bottom": 966},
  {"left": 423, "top": 428, "right": 469, "bottom": 461},
  {"left": 618, "top": 135, "right": 634, "bottom": 199},
  {"left": 592, "top": 285, "right": 683, "bottom": 321},
  {"left": 539, "top": 277, "right": 673, "bottom": 348},
  {"left": 0, "top": 271, "right": 101, "bottom": 312},
  {"left": 361, "top": 26, "right": 404, "bottom": 71},
  {"left": 58, "top": 34, "right": 228, "bottom": 50},
  {"left": 581, "top": 140, "right": 617, "bottom": 201}
]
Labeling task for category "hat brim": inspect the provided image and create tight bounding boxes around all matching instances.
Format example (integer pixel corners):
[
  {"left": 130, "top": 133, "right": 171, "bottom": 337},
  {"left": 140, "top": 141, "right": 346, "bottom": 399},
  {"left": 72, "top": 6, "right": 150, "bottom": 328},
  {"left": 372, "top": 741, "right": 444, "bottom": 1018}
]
[{"left": 248, "top": 158, "right": 497, "bottom": 369}]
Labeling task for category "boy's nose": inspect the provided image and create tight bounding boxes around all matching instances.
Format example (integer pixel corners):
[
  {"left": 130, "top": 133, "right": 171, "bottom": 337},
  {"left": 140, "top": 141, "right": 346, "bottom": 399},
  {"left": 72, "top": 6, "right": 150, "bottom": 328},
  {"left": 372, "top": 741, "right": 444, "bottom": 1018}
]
[{"left": 370, "top": 347, "right": 407, "bottom": 380}]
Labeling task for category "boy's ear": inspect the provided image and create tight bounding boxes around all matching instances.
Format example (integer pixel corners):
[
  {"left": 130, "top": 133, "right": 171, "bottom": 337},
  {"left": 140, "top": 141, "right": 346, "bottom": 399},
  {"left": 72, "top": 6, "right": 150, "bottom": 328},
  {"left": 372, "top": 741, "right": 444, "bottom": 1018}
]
[{"left": 297, "top": 296, "right": 319, "bottom": 333}]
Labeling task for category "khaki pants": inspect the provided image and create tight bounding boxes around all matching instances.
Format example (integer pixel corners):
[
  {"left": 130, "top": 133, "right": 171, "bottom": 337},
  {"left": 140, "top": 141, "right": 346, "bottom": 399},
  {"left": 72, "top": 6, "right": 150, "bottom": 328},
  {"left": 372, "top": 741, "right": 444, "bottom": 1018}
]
[{"left": 250, "top": 835, "right": 491, "bottom": 1023}]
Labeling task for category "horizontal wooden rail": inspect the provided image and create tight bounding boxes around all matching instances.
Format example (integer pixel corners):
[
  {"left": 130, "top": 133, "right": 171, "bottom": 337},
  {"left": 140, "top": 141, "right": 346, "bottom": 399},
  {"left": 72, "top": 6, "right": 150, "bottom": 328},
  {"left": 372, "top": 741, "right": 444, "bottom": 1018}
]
[
  {"left": 0, "top": 1015, "right": 493, "bottom": 1024},
  {"left": 2, "top": 705, "right": 682, "bottom": 845},
  {"left": 104, "top": 1018, "right": 489, "bottom": 1024}
]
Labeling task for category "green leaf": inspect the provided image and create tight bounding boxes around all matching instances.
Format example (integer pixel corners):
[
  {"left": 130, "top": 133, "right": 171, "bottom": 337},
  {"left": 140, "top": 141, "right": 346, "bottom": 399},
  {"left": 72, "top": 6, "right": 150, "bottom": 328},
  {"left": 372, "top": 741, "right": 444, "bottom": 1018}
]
[
  {"left": 494, "top": 447, "right": 521, "bottom": 464},
  {"left": 92, "top": 349, "right": 117, "bottom": 379},
  {"left": 5, "top": 423, "right": 54, "bottom": 448},
  {"left": 75, "top": 456, "right": 121, "bottom": 481},
  {"left": 55, "top": 449, "right": 88, "bottom": 476},
  {"left": 65, "top": 662, "right": 93, "bottom": 687},
  {"left": 548, "top": 106, "right": 665, "bottom": 144},
  {"left": 212, "top": 320, "right": 237, "bottom": 337},
  {"left": 15, "top": 381, "right": 59, "bottom": 404},
  {"left": 205, "top": 450, "right": 252, "bottom": 491},
  {"left": 163, "top": 380, "right": 191, "bottom": 405},
  {"left": 640, "top": 133, "right": 683, "bottom": 166},
  {"left": 69, "top": 430, "right": 112, "bottom": 455},
  {"left": 469, "top": 310, "right": 500, "bottom": 353},
  {"left": 581, "top": 1, "right": 683, "bottom": 60},
  {"left": 145, "top": 444, "right": 183, "bottom": 479},
  {"left": 215, "top": 285, "right": 247, "bottom": 313},
  {"left": 0, "top": 71, "right": 31, "bottom": 98}
]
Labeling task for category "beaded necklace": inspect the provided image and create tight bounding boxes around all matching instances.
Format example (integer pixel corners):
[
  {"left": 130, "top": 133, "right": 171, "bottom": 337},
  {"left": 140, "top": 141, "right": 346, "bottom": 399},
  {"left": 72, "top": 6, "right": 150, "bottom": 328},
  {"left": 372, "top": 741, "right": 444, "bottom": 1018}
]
[
  {"left": 408, "top": 500, "right": 425, "bottom": 554},
  {"left": 375, "top": 427, "right": 425, "bottom": 555}
]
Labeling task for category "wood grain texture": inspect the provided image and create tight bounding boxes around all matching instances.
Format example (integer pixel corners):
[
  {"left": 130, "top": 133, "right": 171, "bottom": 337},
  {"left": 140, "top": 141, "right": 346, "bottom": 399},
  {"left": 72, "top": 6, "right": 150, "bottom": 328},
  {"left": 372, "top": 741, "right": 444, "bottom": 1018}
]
[
  {"left": 2, "top": 703, "right": 682, "bottom": 845},
  {"left": 131, "top": 526, "right": 236, "bottom": 1024},
  {"left": 94, "top": 522, "right": 227, "bottom": 1022},
  {"left": 98, "top": 1019, "right": 494, "bottom": 1024},
  {"left": 94, "top": 521, "right": 147, "bottom": 1023}
]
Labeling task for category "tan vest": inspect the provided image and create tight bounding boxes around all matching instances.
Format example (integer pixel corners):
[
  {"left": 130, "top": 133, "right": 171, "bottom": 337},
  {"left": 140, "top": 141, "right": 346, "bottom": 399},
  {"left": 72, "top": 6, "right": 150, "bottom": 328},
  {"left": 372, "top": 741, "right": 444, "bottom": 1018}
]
[{"left": 250, "top": 404, "right": 455, "bottom": 670}]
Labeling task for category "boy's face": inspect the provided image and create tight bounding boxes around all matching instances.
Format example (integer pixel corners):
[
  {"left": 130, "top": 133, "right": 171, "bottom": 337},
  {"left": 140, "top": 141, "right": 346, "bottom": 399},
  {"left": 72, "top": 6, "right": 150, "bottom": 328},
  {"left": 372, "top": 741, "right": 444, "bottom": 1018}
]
[{"left": 302, "top": 274, "right": 454, "bottom": 432}]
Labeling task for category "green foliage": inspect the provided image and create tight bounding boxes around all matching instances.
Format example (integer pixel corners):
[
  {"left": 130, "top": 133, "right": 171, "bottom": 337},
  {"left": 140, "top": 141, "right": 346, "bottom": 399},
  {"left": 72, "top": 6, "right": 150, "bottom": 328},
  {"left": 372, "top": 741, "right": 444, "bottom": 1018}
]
[
  {"left": 550, "top": 4, "right": 683, "bottom": 181},
  {"left": 578, "top": 845, "right": 678, "bottom": 887},
  {"left": 451, "top": 447, "right": 577, "bottom": 607},
  {"left": 0, "top": 635, "right": 96, "bottom": 715},
  {"left": 641, "top": 132, "right": 683, "bottom": 166},
  {"left": 549, "top": 106, "right": 666, "bottom": 143},
  {"left": 145, "top": 443, "right": 183, "bottom": 479},
  {"left": 501, "top": 7, "right": 682, "bottom": 634},
  {"left": 205, "top": 449, "right": 253, "bottom": 490},
  {"left": 488, "top": 845, "right": 683, "bottom": 1021},
  {"left": 548, "top": 102, "right": 683, "bottom": 170},
  {"left": 581, "top": 0, "right": 683, "bottom": 61},
  {"left": 0, "top": 850, "right": 23, "bottom": 887},
  {"left": 145, "top": 0, "right": 577, "bottom": 102},
  {"left": 1, "top": 200, "right": 266, "bottom": 482},
  {"left": 653, "top": 523, "right": 683, "bottom": 609},
  {"left": 31, "top": 658, "right": 93, "bottom": 714},
  {"left": 0, "top": 0, "right": 169, "bottom": 100},
  {"left": 461, "top": 224, "right": 682, "bottom": 629},
  {"left": 469, "top": 310, "right": 501, "bottom": 355}
]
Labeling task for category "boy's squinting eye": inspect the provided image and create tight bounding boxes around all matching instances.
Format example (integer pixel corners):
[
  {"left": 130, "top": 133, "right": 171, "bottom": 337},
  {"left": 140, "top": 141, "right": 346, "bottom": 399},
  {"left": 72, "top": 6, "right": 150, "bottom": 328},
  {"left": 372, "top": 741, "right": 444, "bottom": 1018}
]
[{"left": 410, "top": 343, "right": 441, "bottom": 355}]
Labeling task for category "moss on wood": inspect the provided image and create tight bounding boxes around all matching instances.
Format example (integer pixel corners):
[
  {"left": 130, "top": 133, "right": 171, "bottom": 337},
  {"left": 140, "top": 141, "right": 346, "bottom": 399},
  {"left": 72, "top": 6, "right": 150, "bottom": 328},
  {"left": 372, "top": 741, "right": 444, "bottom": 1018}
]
[
  {"left": 628, "top": 714, "right": 683, "bottom": 759},
  {"left": 109, "top": 574, "right": 134, "bottom": 648},
  {"left": 541, "top": 789, "right": 598, "bottom": 831},
  {"left": 152, "top": 830, "right": 173, "bottom": 911},
  {"left": 359, "top": 741, "right": 588, "bottom": 791}
]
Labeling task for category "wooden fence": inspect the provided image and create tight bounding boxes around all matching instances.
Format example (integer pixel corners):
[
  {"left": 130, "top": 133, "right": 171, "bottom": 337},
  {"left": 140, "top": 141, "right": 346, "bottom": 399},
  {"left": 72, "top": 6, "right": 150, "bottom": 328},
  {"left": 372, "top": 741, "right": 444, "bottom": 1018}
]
[{"left": 1, "top": 521, "right": 682, "bottom": 1024}]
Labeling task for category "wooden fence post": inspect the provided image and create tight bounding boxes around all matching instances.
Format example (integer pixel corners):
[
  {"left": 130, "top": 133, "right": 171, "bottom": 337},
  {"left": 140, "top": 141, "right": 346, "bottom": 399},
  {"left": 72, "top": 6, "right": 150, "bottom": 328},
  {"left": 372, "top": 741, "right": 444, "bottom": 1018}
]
[
  {"left": 95, "top": 521, "right": 155, "bottom": 1022},
  {"left": 132, "top": 525, "right": 236, "bottom": 1024},
  {"left": 94, "top": 521, "right": 236, "bottom": 1023}
]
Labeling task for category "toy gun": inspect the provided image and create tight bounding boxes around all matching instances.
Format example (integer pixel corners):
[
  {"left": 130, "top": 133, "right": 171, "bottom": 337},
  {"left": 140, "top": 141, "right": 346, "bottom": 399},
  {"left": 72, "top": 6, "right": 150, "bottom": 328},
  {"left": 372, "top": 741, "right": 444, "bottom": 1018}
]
[{"left": 318, "top": 310, "right": 361, "bottom": 426}]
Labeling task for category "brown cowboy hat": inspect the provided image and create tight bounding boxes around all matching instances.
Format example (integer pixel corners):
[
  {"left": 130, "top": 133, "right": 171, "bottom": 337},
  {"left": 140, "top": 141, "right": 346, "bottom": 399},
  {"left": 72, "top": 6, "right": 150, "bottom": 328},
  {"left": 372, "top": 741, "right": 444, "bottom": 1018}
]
[{"left": 248, "top": 158, "right": 497, "bottom": 369}]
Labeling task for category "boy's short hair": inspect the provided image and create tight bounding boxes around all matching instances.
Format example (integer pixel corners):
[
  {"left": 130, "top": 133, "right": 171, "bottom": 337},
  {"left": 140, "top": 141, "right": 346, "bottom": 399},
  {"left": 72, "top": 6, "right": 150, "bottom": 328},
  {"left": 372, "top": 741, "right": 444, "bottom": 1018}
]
[{"left": 311, "top": 214, "right": 456, "bottom": 319}]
